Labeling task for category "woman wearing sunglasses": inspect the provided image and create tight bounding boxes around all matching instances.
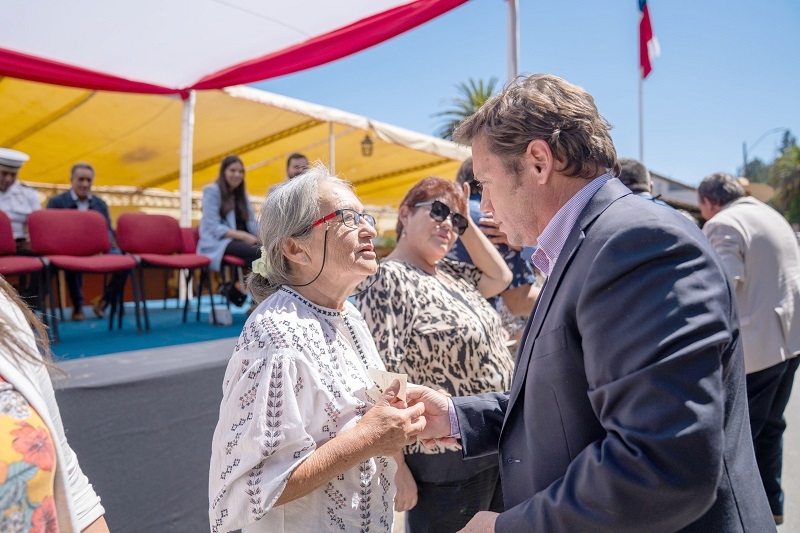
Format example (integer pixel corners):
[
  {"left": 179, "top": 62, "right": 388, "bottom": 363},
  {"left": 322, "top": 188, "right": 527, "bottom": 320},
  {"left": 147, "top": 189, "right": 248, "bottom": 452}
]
[
  {"left": 209, "top": 165, "right": 426, "bottom": 533},
  {"left": 355, "top": 176, "right": 513, "bottom": 533}
]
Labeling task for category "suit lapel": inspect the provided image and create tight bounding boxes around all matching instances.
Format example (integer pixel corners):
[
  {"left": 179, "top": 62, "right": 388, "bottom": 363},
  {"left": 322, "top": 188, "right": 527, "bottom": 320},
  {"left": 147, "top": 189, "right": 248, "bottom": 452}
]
[{"left": 504, "top": 179, "right": 631, "bottom": 415}]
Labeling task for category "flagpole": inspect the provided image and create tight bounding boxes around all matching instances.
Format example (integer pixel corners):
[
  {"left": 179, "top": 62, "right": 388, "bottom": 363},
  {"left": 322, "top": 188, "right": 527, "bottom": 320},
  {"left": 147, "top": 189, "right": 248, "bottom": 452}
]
[
  {"left": 638, "top": 68, "right": 644, "bottom": 162},
  {"left": 507, "top": 0, "right": 519, "bottom": 82}
]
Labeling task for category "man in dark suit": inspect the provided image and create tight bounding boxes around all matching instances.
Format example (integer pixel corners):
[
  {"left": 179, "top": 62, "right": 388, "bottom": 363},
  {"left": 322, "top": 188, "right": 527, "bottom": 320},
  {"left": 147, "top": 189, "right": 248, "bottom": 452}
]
[
  {"left": 47, "top": 163, "right": 123, "bottom": 320},
  {"left": 409, "top": 74, "right": 774, "bottom": 531}
]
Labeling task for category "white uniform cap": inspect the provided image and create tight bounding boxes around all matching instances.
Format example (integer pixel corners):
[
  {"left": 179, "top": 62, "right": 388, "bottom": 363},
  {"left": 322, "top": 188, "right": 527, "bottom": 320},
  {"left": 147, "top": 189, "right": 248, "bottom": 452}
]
[{"left": 0, "top": 148, "right": 30, "bottom": 169}]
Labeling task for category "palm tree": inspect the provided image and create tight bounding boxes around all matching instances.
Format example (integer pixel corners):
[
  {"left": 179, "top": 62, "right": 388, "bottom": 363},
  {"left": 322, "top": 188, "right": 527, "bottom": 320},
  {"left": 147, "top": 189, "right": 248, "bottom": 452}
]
[{"left": 433, "top": 77, "right": 499, "bottom": 140}]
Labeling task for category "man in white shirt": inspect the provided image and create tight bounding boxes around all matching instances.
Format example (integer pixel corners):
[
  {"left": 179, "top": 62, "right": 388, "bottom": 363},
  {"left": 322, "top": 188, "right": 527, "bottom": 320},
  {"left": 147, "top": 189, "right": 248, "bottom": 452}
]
[
  {"left": 0, "top": 148, "right": 40, "bottom": 253},
  {"left": 0, "top": 148, "right": 42, "bottom": 307}
]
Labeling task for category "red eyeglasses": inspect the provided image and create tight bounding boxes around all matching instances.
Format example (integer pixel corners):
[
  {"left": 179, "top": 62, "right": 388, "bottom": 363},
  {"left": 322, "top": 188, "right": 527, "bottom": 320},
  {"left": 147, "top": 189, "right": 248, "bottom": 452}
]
[{"left": 310, "top": 209, "right": 376, "bottom": 230}]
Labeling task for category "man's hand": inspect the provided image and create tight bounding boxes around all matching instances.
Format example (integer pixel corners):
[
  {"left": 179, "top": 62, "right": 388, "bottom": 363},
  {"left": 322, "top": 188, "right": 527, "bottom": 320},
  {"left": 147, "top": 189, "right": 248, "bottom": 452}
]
[
  {"left": 406, "top": 385, "right": 453, "bottom": 446},
  {"left": 358, "top": 380, "right": 426, "bottom": 457},
  {"left": 458, "top": 511, "right": 498, "bottom": 532}
]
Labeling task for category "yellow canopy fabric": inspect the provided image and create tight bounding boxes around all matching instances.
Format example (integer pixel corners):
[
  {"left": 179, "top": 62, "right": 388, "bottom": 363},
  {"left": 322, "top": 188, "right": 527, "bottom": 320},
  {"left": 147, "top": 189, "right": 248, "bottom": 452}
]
[{"left": 0, "top": 77, "right": 468, "bottom": 212}]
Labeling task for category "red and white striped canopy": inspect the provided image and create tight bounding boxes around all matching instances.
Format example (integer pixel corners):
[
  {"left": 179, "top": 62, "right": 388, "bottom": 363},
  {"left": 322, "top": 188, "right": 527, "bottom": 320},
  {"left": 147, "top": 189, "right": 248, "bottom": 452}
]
[{"left": 0, "top": 0, "right": 467, "bottom": 95}]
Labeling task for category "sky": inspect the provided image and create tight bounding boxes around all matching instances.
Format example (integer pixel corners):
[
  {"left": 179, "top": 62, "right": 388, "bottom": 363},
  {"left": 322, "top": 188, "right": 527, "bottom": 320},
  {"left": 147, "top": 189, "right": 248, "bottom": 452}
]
[{"left": 253, "top": 0, "right": 800, "bottom": 187}]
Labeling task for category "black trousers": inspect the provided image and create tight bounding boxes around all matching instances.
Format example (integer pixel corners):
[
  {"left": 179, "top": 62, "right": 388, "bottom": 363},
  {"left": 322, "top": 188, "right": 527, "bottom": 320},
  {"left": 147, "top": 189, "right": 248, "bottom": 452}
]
[
  {"left": 404, "top": 451, "right": 504, "bottom": 533},
  {"left": 747, "top": 356, "right": 800, "bottom": 516},
  {"left": 224, "top": 240, "right": 260, "bottom": 267}
]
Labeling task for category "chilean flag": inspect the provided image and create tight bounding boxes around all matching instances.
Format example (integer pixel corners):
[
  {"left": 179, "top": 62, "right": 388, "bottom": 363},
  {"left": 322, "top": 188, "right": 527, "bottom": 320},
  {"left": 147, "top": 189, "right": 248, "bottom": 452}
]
[{"left": 639, "top": 0, "right": 660, "bottom": 79}]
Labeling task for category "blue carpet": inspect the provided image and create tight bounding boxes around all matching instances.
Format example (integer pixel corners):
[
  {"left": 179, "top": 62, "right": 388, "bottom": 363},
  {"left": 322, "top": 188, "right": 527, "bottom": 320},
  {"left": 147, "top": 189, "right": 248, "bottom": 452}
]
[{"left": 50, "top": 298, "right": 249, "bottom": 361}]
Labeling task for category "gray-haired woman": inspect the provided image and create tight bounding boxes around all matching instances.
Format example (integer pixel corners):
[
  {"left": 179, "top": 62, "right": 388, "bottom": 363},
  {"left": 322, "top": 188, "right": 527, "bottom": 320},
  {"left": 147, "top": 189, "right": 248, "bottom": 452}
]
[{"left": 209, "top": 164, "right": 426, "bottom": 533}]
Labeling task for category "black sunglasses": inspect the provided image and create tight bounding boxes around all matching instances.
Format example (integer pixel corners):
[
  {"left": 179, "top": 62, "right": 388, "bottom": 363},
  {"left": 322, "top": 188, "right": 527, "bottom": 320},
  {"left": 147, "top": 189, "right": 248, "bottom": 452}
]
[{"left": 414, "top": 200, "right": 468, "bottom": 236}]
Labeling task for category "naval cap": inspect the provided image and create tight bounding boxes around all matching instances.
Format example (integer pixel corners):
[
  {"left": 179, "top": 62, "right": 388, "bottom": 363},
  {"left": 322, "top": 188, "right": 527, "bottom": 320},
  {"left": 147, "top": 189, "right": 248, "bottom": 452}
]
[{"left": 0, "top": 148, "right": 30, "bottom": 169}]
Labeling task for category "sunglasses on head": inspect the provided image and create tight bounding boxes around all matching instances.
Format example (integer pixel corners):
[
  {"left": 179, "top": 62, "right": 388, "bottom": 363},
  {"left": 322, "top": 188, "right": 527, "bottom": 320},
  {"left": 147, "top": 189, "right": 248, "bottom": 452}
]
[{"left": 414, "top": 200, "right": 468, "bottom": 236}]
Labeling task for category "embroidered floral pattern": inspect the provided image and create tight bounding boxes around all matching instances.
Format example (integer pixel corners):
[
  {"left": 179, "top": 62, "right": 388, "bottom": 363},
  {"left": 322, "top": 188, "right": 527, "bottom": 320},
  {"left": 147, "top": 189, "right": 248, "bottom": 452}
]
[{"left": 209, "top": 288, "right": 395, "bottom": 532}]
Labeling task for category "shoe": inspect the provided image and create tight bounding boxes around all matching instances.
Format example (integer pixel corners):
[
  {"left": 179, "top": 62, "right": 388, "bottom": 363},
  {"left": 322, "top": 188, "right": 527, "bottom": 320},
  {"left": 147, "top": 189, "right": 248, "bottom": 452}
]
[
  {"left": 72, "top": 309, "right": 86, "bottom": 322},
  {"left": 774, "top": 515, "right": 784, "bottom": 525},
  {"left": 219, "top": 282, "right": 247, "bottom": 307},
  {"left": 92, "top": 297, "right": 106, "bottom": 319}
]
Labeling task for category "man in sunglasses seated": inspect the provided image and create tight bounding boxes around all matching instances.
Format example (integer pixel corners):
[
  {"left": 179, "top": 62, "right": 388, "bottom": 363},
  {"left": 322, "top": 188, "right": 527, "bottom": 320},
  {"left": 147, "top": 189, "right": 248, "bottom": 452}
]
[
  {"left": 447, "top": 157, "right": 540, "bottom": 344},
  {"left": 355, "top": 176, "right": 513, "bottom": 533}
]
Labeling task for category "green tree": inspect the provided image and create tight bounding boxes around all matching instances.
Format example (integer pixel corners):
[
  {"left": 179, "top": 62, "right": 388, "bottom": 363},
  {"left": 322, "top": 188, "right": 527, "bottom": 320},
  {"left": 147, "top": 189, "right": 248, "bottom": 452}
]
[
  {"left": 780, "top": 130, "right": 798, "bottom": 152},
  {"left": 771, "top": 145, "right": 800, "bottom": 224},
  {"left": 741, "top": 157, "right": 771, "bottom": 184},
  {"left": 433, "top": 77, "right": 498, "bottom": 140}
]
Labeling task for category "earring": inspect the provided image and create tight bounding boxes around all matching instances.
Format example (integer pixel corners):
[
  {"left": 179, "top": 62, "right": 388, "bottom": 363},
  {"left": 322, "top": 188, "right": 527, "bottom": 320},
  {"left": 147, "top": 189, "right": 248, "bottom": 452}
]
[{"left": 302, "top": 257, "right": 309, "bottom": 264}]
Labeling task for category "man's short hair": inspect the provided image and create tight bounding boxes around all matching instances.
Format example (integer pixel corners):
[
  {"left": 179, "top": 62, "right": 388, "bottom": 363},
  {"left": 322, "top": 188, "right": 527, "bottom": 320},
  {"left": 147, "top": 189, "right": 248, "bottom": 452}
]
[
  {"left": 617, "top": 158, "right": 651, "bottom": 194},
  {"left": 286, "top": 153, "right": 308, "bottom": 168},
  {"left": 70, "top": 162, "right": 95, "bottom": 177},
  {"left": 453, "top": 74, "right": 620, "bottom": 180},
  {"left": 697, "top": 172, "right": 745, "bottom": 207}
]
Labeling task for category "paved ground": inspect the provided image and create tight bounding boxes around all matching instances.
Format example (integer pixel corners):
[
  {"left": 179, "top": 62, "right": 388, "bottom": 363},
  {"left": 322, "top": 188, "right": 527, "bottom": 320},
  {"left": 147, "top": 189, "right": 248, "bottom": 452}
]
[{"left": 779, "top": 385, "right": 800, "bottom": 531}]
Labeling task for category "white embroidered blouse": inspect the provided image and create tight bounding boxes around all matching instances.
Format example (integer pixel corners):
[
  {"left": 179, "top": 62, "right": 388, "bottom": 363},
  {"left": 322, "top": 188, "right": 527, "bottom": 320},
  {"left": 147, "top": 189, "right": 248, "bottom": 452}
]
[{"left": 209, "top": 287, "right": 396, "bottom": 533}]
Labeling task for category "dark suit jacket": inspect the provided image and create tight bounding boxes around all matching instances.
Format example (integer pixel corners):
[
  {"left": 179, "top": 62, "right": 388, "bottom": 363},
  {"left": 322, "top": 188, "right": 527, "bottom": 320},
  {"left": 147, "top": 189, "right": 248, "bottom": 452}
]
[
  {"left": 452, "top": 178, "right": 774, "bottom": 531},
  {"left": 46, "top": 191, "right": 114, "bottom": 238}
]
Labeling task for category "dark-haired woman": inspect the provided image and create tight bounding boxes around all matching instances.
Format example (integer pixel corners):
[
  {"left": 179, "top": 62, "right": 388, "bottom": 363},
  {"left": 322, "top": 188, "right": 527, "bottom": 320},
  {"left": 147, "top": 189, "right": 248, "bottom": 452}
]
[
  {"left": 198, "top": 155, "right": 260, "bottom": 274},
  {"left": 355, "top": 176, "right": 514, "bottom": 533}
]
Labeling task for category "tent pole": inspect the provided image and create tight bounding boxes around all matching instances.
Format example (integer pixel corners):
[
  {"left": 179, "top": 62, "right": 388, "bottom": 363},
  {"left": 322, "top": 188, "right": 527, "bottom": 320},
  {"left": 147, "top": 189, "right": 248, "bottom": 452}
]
[
  {"left": 329, "top": 122, "right": 335, "bottom": 174},
  {"left": 178, "top": 91, "right": 196, "bottom": 303},
  {"left": 179, "top": 90, "right": 196, "bottom": 228}
]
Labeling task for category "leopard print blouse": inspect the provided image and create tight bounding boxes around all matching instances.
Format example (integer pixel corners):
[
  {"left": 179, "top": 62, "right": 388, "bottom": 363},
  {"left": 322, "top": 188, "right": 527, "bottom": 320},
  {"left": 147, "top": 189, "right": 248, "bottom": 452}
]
[{"left": 355, "top": 258, "right": 514, "bottom": 454}]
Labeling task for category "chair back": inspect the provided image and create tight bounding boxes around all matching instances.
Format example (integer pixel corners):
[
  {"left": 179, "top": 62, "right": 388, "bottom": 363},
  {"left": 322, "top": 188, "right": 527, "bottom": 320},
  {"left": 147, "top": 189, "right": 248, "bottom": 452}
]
[
  {"left": 0, "top": 211, "right": 17, "bottom": 255},
  {"left": 181, "top": 227, "right": 198, "bottom": 254},
  {"left": 117, "top": 213, "right": 182, "bottom": 255},
  {"left": 29, "top": 209, "right": 110, "bottom": 256}
]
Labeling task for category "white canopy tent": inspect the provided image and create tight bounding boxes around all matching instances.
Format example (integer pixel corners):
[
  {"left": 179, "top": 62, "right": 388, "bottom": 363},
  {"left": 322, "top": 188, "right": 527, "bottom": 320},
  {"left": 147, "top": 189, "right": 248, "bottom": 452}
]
[{"left": 0, "top": 0, "right": 470, "bottom": 223}]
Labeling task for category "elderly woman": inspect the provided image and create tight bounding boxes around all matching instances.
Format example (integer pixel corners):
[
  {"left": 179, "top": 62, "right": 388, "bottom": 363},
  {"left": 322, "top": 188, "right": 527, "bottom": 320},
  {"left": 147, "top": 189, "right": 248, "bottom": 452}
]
[
  {"left": 354, "top": 176, "right": 514, "bottom": 533},
  {"left": 209, "top": 165, "right": 426, "bottom": 533}
]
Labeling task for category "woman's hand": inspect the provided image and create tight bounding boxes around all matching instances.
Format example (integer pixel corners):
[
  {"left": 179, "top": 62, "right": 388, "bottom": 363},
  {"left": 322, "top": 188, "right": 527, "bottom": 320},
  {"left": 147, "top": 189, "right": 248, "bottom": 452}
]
[
  {"left": 226, "top": 229, "right": 260, "bottom": 246},
  {"left": 452, "top": 193, "right": 512, "bottom": 299},
  {"left": 392, "top": 454, "right": 418, "bottom": 512},
  {"left": 478, "top": 215, "right": 521, "bottom": 251},
  {"left": 358, "top": 380, "right": 427, "bottom": 457},
  {"left": 275, "top": 381, "right": 425, "bottom": 507}
]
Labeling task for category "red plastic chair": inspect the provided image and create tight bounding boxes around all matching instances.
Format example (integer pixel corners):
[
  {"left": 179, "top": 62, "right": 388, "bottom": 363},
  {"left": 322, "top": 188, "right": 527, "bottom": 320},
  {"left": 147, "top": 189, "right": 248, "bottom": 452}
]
[
  {"left": 0, "top": 210, "right": 49, "bottom": 322},
  {"left": 28, "top": 209, "right": 143, "bottom": 341},
  {"left": 116, "top": 213, "right": 216, "bottom": 329},
  {"left": 194, "top": 224, "right": 247, "bottom": 309}
]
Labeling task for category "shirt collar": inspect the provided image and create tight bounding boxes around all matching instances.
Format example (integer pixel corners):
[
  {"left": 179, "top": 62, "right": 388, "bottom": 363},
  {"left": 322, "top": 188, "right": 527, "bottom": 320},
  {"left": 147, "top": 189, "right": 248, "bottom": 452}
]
[
  {"left": 532, "top": 173, "right": 613, "bottom": 277},
  {"left": 69, "top": 189, "right": 92, "bottom": 203}
]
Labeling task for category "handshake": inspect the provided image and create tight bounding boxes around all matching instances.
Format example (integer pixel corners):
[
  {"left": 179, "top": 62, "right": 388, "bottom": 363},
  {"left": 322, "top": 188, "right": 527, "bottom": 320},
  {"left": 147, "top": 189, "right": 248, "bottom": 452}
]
[{"left": 357, "top": 379, "right": 460, "bottom": 456}]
